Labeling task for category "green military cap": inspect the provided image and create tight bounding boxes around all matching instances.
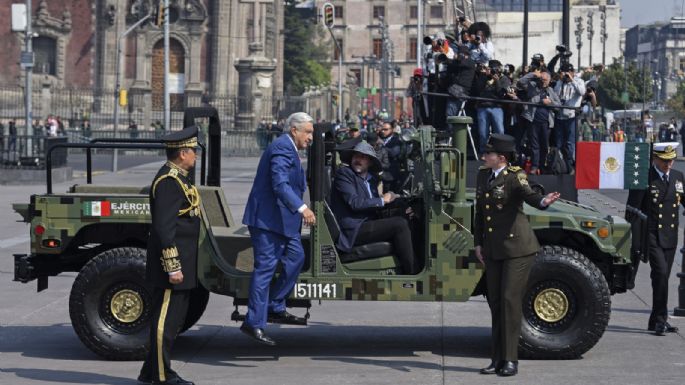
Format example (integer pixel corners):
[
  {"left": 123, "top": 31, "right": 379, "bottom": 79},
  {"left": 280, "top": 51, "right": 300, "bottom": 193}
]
[
  {"left": 162, "top": 126, "right": 198, "bottom": 149},
  {"left": 653, "top": 142, "right": 679, "bottom": 160}
]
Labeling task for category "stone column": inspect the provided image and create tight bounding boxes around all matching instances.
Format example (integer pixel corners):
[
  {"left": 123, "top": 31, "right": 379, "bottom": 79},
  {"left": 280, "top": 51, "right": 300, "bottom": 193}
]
[{"left": 234, "top": 42, "right": 277, "bottom": 131}]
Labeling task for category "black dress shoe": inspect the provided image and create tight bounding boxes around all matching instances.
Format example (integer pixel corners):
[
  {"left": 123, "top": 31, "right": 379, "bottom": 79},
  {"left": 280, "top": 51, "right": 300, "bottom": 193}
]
[
  {"left": 498, "top": 361, "right": 518, "bottom": 377},
  {"left": 240, "top": 323, "right": 276, "bottom": 346},
  {"left": 268, "top": 310, "right": 305, "bottom": 323},
  {"left": 648, "top": 322, "right": 679, "bottom": 333},
  {"left": 152, "top": 376, "right": 195, "bottom": 385},
  {"left": 654, "top": 322, "right": 667, "bottom": 336},
  {"left": 479, "top": 360, "right": 502, "bottom": 375}
]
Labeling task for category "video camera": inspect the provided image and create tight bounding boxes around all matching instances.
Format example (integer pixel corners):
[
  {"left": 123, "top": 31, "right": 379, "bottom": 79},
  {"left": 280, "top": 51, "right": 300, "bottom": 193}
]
[{"left": 556, "top": 44, "right": 573, "bottom": 66}]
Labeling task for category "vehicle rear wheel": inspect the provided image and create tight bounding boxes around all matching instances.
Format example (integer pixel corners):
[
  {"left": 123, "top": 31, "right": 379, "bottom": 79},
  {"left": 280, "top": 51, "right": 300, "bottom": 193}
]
[
  {"left": 179, "top": 285, "right": 210, "bottom": 333},
  {"left": 69, "top": 247, "right": 151, "bottom": 360},
  {"left": 519, "top": 245, "right": 611, "bottom": 359}
]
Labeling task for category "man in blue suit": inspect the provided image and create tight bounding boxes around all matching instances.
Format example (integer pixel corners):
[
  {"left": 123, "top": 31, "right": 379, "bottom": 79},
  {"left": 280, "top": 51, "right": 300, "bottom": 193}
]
[
  {"left": 241, "top": 112, "right": 316, "bottom": 346},
  {"left": 329, "top": 142, "right": 419, "bottom": 275}
]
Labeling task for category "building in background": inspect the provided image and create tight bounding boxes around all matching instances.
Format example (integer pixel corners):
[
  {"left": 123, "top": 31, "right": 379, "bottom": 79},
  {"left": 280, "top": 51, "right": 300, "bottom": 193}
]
[
  {"left": 625, "top": 17, "right": 685, "bottom": 106},
  {"left": 0, "top": 0, "right": 285, "bottom": 129}
]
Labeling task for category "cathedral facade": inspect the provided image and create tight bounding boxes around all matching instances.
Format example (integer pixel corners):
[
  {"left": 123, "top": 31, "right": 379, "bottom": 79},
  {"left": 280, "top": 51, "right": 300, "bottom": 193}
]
[{"left": 0, "top": 0, "right": 284, "bottom": 111}]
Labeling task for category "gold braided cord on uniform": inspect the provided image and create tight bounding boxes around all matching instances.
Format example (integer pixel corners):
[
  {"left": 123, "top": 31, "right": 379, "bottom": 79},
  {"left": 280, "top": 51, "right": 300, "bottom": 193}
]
[
  {"left": 151, "top": 170, "right": 201, "bottom": 217},
  {"left": 157, "top": 289, "right": 172, "bottom": 382}
]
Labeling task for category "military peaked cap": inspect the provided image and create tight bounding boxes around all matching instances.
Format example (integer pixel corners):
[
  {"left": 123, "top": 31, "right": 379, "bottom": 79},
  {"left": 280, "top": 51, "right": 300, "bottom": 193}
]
[
  {"left": 162, "top": 126, "right": 199, "bottom": 149},
  {"left": 484, "top": 133, "right": 516, "bottom": 153}
]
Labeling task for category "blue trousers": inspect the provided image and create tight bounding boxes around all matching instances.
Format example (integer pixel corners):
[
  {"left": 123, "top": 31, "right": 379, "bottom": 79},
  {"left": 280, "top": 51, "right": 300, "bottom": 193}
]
[
  {"left": 477, "top": 107, "right": 504, "bottom": 155},
  {"left": 245, "top": 226, "right": 304, "bottom": 329},
  {"left": 554, "top": 118, "right": 576, "bottom": 163}
]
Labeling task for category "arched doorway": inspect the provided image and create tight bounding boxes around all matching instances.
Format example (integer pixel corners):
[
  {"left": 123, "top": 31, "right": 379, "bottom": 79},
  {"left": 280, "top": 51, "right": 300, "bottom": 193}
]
[{"left": 151, "top": 38, "right": 185, "bottom": 111}]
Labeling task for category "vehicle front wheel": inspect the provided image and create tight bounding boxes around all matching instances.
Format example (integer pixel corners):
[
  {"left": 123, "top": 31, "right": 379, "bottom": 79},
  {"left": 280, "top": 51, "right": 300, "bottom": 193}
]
[{"left": 519, "top": 245, "right": 611, "bottom": 359}]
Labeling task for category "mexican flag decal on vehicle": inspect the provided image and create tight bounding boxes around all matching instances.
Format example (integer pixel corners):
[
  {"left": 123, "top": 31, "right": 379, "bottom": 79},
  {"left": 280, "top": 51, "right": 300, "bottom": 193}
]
[{"left": 82, "top": 201, "right": 111, "bottom": 217}]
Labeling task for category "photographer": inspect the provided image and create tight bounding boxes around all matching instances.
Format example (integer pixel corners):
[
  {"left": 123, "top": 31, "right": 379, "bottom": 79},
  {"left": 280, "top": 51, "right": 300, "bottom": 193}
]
[
  {"left": 444, "top": 45, "right": 476, "bottom": 125},
  {"left": 467, "top": 22, "right": 494, "bottom": 65},
  {"left": 553, "top": 63, "right": 585, "bottom": 172},
  {"left": 472, "top": 60, "right": 511, "bottom": 155},
  {"left": 405, "top": 68, "right": 429, "bottom": 127},
  {"left": 530, "top": 54, "right": 551, "bottom": 75},
  {"left": 518, "top": 71, "right": 561, "bottom": 174}
]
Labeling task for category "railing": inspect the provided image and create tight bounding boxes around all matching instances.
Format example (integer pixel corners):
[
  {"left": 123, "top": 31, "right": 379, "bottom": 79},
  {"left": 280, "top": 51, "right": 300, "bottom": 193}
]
[{"left": 0, "top": 135, "right": 67, "bottom": 167}]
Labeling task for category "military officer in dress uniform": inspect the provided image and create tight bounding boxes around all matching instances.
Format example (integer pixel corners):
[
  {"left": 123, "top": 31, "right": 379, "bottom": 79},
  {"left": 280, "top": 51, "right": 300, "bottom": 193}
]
[
  {"left": 626, "top": 142, "right": 682, "bottom": 336},
  {"left": 138, "top": 126, "right": 201, "bottom": 385},
  {"left": 474, "top": 134, "right": 560, "bottom": 377}
]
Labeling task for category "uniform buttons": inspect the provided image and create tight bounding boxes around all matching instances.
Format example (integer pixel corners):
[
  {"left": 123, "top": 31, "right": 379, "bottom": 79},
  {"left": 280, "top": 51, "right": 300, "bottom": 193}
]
[
  {"left": 674, "top": 204, "right": 677, "bottom": 208},
  {"left": 659, "top": 204, "right": 663, "bottom": 208},
  {"left": 485, "top": 205, "right": 490, "bottom": 209},
  {"left": 486, "top": 216, "right": 491, "bottom": 221},
  {"left": 659, "top": 224, "right": 663, "bottom": 228},
  {"left": 671, "top": 224, "right": 675, "bottom": 228},
  {"left": 673, "top": 214, "right": 676, "bottom": 218},
  {"left": 485, "top": 193, "right": 489, "bottom": 198},
  {"left": 488, "top": 228, "right": 493, "bottom": 232},
  {"left": 509, "top": 234, "right": 514, "bottom": 238},
  {"left": 659, "top": 214, "right": 663, "bottom": 218}
]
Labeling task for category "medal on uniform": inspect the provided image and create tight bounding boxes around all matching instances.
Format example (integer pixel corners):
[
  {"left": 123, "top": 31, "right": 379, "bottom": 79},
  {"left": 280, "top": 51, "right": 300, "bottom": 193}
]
[
  {"left": 676, "top": 180, "right": 683, "bottom": 193},
  {"left": 494, "top": 185, "right": 505, "bottom": 199},
  {"left": 496, "top": 203, "right": 504, "bottom": 210}
]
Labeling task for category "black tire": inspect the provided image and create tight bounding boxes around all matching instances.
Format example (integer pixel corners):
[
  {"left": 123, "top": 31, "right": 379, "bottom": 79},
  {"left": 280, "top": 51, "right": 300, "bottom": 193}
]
[
  {"left": 519, "top": 245, "right": 611, "bottom": 359},
  {"left": 69, "top": 247, "right": 152, "bottom": 360},
  {"left": 179, "top": 285, "right": 210, "bottom": 334}
]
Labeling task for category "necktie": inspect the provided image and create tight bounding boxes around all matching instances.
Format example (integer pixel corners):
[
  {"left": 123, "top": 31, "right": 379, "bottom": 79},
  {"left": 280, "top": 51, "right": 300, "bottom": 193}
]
[
  {"left": 488, "top": 172, "right": 496, "bottom": 185},
  {"left": 663, "top": 174, "right": 669, "bottom": 184}
]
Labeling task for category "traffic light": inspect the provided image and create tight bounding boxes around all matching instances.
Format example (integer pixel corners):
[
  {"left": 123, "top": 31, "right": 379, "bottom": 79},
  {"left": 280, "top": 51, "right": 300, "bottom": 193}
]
[
  {"left": 322, "top": 3, "right": 335, "bottom": 28},
  {"left": 119, "top": 89, "right": 128, "bottom": 107},
  {"left": 155, "top": 1, "right": 165, "bottom": 27}
]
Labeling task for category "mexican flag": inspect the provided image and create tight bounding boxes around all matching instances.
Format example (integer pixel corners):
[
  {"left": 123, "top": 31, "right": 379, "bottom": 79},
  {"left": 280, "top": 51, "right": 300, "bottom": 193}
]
[
  {"left": 576, "top": 142, "right": 650, "bottom": 189},
  {"left": 82, "top": 201, "right": 111, "bottom": 216}
]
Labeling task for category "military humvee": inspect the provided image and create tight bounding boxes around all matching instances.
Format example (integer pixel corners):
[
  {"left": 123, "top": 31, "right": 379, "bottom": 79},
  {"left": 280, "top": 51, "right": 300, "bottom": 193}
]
[{"left": 12, "top": 107, "right": 633, "bottom": 361}]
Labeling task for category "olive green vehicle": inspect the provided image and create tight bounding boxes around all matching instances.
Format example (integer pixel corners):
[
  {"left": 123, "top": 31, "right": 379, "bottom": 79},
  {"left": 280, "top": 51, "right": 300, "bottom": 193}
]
[{"left": 12, "top": 108, "right": 633, "bottom": 361}]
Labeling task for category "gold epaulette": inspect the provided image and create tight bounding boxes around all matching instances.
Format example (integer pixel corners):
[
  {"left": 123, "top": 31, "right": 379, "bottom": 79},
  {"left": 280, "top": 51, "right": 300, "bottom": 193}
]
[
  {"left": 478, "top": 165, "right": 489, "bottom": 170},
  {"left": 161, "top": 246, "right": 181, "bottom": 272},
  {"left": 507, "top": 165, "right": 523, "bottom": 172}
]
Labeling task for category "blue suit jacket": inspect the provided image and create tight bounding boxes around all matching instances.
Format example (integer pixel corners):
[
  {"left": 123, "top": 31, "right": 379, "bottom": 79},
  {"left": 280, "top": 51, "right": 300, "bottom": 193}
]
[
  {"left": 329, "top": 166, "right": 384, "bottom": 252},
  {"left": 243, "top": 134, "right": 306, "bottom": 238}
]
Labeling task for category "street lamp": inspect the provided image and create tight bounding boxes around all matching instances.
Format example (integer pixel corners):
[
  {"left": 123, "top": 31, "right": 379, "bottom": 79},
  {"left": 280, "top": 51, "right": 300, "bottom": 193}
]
[
  {"left": 586, "top": 12, "right": 594, "bottom": 68},
  {"left": 599, "top": 5, "right": 608, "bottom": 66},
  {"left": 575, "top": 16, "right": 584, "bottom": 69}
]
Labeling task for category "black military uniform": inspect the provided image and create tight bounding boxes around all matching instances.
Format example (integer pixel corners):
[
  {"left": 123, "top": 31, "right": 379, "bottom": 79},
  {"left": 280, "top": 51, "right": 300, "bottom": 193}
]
[
  {"left": 139, "top": 127, "right": 201, "bottom": 385},
  {"left": 474, "top": 134, "right": 549, "bottom": 376},
  {"left": 626, "top": 142, "right": 683, "bottom": 336}
]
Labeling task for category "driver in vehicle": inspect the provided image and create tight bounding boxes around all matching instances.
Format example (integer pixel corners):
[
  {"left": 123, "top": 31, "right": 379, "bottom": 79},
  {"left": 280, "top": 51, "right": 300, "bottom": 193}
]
[{"left": 329, "top": 141, "right": 421, "bottom": 274}]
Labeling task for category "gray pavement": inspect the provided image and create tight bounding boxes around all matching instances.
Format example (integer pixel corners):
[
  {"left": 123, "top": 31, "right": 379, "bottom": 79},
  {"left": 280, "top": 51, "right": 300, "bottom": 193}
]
[{"left": 1, "top": 157, "right": 684, "bottom": 385}]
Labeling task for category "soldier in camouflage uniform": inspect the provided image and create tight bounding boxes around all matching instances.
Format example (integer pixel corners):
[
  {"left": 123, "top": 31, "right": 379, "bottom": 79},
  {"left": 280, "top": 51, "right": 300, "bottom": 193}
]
[
  {"left": 474, "top": 134, "right": 560, "bottom": 377},
  {"left": 138, "top": 126, "right": 200, "bottom": 385},
  {"left": 626, "top": 142, "right": 682, "bottom": 336}
]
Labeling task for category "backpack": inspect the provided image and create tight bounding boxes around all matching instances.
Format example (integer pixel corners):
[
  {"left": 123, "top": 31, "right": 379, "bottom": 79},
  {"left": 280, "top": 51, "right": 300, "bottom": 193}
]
[{"left": 543, "top": 147, "right": 569, "bottom": 175}]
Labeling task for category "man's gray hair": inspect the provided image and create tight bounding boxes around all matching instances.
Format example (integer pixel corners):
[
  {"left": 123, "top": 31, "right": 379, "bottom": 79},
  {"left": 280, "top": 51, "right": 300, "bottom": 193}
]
[{"left": 286, "top": 112, "right": 314, "bottom": 131}]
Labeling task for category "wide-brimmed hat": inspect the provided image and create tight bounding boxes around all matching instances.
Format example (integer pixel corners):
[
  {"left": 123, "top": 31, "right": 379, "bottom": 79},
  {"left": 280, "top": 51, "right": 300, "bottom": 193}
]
[
  {"left": 339, "top": 141, "right": 382, "bottom": 173},
  {"left": 653, "top": 142, "right": 679, "bottom": 160},
  {"left": 484, "top": 133, "right": 516, "bottom": 154}
]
